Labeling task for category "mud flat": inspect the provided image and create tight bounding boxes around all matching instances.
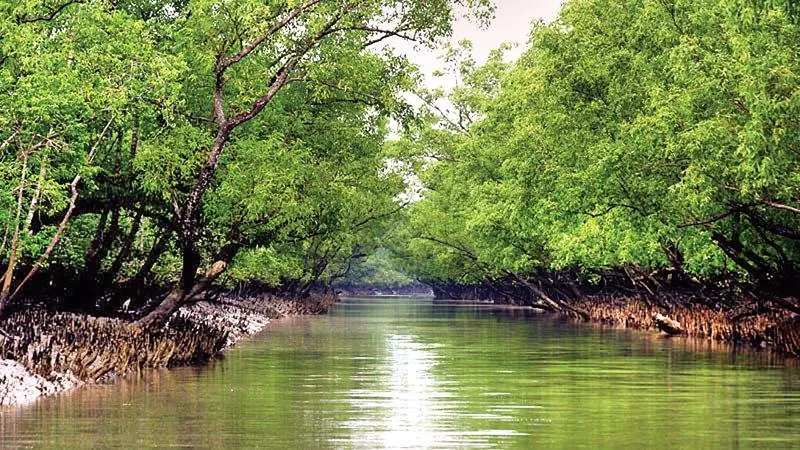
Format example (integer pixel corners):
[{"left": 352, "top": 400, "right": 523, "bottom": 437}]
[{"left": 0, "top": 295, "right": 335, "bottom": 407}]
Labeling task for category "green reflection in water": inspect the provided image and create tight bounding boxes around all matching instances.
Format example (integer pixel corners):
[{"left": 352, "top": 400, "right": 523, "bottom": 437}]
[{"left": 1, "top": 297, "right": 799, "bottom": 449}]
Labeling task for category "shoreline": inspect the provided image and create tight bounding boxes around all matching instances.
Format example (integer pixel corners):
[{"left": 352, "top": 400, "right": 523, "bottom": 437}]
[
  {"left": 345, "top": 293, "right": 799, "bottom": 358},
  {"left": 572, "top": 295, "right": 800, "bottom": 358},
  {"left": 0, "top": 295, "right": 335, "bottom": 408},
  {"left": 3, "top": 292, "right": 797, "bottom": 407},
  {"left": 430, "top": 293, "right": 800, "bottom": 359}
]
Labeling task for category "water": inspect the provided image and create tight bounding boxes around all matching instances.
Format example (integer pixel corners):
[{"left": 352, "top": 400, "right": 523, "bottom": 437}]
[{"left": 2, "top": 297, "right": 800, "bottom": 449}]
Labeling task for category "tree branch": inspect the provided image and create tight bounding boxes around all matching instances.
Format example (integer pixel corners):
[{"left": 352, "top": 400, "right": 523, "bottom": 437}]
[
  {"left": 228, "top": 7, "right": 350, "bottom": 128},
  {"left": 16, "top": 0, "right": 84, "bottom": 24},
  {"left": 7, "top": 116, "right": 115, "bottom": 302},
  {"left": 678, "top": 204, "right": 753, "bottom": 228},
  {"left": 759, "top": 199, "right": 800, "bottom": 215},
  {"left": 218, "top": 0, "right": 324, "bottom": 71}
]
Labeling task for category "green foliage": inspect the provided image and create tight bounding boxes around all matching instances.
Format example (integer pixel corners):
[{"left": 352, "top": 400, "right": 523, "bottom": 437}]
[
  {"left": 8, "top": 0, "right": 795, "bottom": 308},
  {"left": 336, "top": 247, "right": 415, "bottom": 289},
  {"left": 395, "top": 0, "right": 800, "bottom": 293},
  {"left": 1, "top": 0, "right": 496, "bottom": 307}
]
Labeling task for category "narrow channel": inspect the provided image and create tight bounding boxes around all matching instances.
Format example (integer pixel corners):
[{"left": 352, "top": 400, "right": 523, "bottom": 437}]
[{"left": 2, "top": 297, "right": 800, "bottom": 449}]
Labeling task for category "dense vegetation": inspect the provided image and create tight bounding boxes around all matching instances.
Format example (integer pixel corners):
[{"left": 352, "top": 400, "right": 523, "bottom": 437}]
[
  {"left": 1, "top": 0, "right": 798, "bottom": 330},
  {"left": 0, "top": 0, "right": 490, "bottom": 327},
  {"left": 392, "top": 0, "right": 800, "bottom": 314}
]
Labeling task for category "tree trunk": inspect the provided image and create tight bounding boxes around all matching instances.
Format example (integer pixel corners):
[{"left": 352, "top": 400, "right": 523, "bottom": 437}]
[
  {"left": 129, "top": 227, "right": 171, "bottom": 290},
  {"left": 712, "top": 232, "right": 772, "bottom": 282},
  {"left": 508, "top": 271, "right": 589, "bottom": 319},
  {"left": 78, "top": 210, "right": 110, "bottom": 282},
  {"left": 566, "top": 281, "right": 584, "bottom": 300},
  {"left": 107, "top": 226, "right": 171, "bottom": 309},
  {"left": 78, "top": 133, "right": 125, "bottom": 300},
  {"left": 73, "top": 207, "right": 127, "bottom": 310},
  {"left": 0, "top": 223, "right": 9, "bottom": 262},
  {"left": 136, "top": 287, "right": 185, "bottom": 329},
  {"left": 24, "top": 157, "right": 47, "bottom": 238},
  {"left": 654, "top": 313, "right": 683, "bottom": 335},
  {"left": 103, "top": 210, "right": 143, "bottom": 288},
  {"left": 7, "top": 117, "right": 114, "bottom": 304},
  {"left": 136, "top": 242, "right": 240, "bottom": 329},
  {"left": 0, "top": 151, "right": 29, "bottom": 314},
  {"left": 137, "top": 15, "right": 315, "bottom": 326}
]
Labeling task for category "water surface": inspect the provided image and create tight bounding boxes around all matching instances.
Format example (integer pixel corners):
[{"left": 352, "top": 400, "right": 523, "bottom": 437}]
[{"left": 2, "top": 297, "right": 799, "bottom": 448}]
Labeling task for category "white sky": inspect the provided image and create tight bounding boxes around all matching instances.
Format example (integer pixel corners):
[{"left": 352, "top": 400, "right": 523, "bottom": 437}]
[
  {"left": 450, "top": 0, "right": 563, "bottom": 64},
  {"left": 400, "top": 0, "right": 565, "bottom": 87},
  {"left": 385, "top": 1, "right": 565, "bottom": 198}
]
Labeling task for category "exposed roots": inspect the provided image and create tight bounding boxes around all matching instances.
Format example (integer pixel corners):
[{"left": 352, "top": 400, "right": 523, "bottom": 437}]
[{"left": 573, "top": 294, "right": 800, "bottom": 357}]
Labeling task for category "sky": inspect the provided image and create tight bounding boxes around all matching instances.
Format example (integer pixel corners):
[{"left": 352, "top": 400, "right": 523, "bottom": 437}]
[
  {"left": 405, "top": 0, "right": 565, "bottom": 87},
  {"left": 450, "top": 0, "right": 564, "bottom": 64},
  {"left": 387, "top": 1, "right": 564, "bottom": 200}
]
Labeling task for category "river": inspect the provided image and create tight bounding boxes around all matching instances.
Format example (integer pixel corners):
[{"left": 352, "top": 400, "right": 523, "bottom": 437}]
[{"left": 2, "top": 297, "right": 800, "bottom": 448}]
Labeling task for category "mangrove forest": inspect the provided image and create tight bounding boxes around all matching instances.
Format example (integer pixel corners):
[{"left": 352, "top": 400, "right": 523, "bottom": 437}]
[{"left": 0, "top": 0, "right": 799, "bottom": 446}]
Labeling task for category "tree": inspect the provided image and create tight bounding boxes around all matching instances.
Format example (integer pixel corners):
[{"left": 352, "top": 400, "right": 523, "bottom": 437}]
[
  {"left": 394, "top": 0, "right": 800, "bottom": 312},
  {"left": 0, "top": 0, "right": 184, "bottom": 314},
  {"left": 133, "top": 0, "right": 494, "bottom": 327},
  {"left": 0, "top": 0, "right": 495, "bottom": 325}
]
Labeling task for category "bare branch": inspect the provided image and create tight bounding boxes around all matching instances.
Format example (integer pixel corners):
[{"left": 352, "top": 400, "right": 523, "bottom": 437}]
[
  {"left": 0, "top": 128, "right": 21, "bottom": 151},
  {"left": 759, "top": 199, "right": 800, "bottom": 215},
  {"left": 340, "top": 25, "right": 419, "bottom": 47},
  {"left": 8, "top": 116, "right": 114, "bottom": 302},
  {"left": 16, "top": 0, "right": 84, "bottom": 24}
]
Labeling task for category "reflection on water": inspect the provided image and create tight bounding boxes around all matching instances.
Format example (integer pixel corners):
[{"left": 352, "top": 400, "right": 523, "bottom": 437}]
[
  {"left": 1, "top": 297, "right": 800, "bottom": 449},
  {"left": 339, "top": 334, "right": 452, "bottom": 448},
  {"left": 336, "top": 333, "right": 530, "bottom": 449}
]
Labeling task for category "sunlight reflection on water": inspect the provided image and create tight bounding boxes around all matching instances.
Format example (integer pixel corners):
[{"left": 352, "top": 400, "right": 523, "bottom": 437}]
[{"left": 337, "top": 334, "right": 528, "bottom": 448}]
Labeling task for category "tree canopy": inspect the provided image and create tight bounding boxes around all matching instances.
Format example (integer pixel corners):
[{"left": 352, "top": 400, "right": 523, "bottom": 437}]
[
  {"left": 2, "top": 0, "right": 798, "bottom": 323},
  {"left": 0, "top": 0, "right": 494, "bottom": 324},
  {"left": 392, "top": 0, "right": 800, "bottom": 311}
]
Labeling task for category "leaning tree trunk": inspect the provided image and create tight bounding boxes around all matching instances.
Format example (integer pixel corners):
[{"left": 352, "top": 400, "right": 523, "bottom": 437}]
[
  {"left": 0, "top": 151, "right": 29, "bottom": 313},
  {"left": 134, "top": 6, "right": 322, "bottom": 327},
  {"left": 132, "top": 157, "right": 223, "bottom": 326},
  {"left": 4, "top": 117, "right": 114, "bottom": 308},
  {"left": 507, "top": 271, "right": 589, "bottom": 320},
  {"left": 136, "top": 242, "right": 240, "bottom": 329}
]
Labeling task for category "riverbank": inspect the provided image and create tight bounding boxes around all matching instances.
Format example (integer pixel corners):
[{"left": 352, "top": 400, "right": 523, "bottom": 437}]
[
  {"left": 0, "top": 294, "right": 335, "bottom": 407},
  {"left": 429, "top": 284, "right": 800, "bottom": 358},
  {"left": 572, "top": 294, "right": 800, "bottom": 358}
]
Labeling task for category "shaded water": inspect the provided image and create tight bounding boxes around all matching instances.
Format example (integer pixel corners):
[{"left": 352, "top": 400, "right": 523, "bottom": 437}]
[{"left": 2, "top": 297, "right": 800, "bottom": 449}]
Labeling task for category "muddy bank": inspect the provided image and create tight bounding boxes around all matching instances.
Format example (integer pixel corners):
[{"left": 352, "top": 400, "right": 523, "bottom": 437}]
[
  {"left": 0, "top": 295, "right": 335, "bottom": 407},
  {"left": 0, "top": 359, "right": 79, "bottom": 407},
  {"left": 430, "top": 279, "right": 800, "bottom": 358},
  {"left": 572, "top": 295, "right": 800, "bottom": 358},
  {"left": 430, "top": 283, "right": 516, "bottom": 303}
]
